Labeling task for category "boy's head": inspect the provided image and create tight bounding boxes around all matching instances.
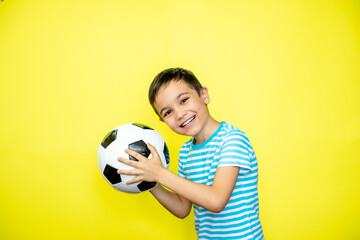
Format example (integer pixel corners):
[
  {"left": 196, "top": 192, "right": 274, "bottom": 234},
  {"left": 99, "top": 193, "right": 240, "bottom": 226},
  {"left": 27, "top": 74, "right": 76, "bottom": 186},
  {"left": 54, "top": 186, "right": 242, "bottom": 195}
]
[
  {"left": 149, "top": 68, "right": 203, "bottom": 117},
  {"left": 149, "top": 67, "right": 216, "bottom": 141}
]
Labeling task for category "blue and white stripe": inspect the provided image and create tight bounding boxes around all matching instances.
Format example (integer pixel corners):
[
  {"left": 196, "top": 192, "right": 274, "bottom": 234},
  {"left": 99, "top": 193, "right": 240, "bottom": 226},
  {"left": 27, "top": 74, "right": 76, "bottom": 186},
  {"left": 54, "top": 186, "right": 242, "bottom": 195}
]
[{"left": 178, "top": 122, "right": 264, "bottom": 239}]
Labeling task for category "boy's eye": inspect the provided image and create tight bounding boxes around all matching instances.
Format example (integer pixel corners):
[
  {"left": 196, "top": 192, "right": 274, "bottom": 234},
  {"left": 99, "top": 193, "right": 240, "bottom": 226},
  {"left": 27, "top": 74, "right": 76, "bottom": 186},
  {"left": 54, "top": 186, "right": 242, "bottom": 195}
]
[
  {"left": 181, "top": 98, "right": 188, "bottom": 104},
  {"left": 163, "top": 110, "right": 172, "bottom": 117}
]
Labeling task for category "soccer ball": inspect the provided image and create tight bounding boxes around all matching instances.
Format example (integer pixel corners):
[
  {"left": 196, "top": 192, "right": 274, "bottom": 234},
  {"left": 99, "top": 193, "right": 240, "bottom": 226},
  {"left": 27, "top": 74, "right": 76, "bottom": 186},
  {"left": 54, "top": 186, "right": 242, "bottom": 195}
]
[{"left": 98, "top": 123, "right": 170, "bottom": 193}]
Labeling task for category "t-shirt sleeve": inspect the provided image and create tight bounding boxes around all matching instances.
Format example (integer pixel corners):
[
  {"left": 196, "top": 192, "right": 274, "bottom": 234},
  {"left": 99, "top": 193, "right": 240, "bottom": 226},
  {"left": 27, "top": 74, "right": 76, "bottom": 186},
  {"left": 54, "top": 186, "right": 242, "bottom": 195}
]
[{"left": 218, "top": 131, "right": 254, "bottom": 175}]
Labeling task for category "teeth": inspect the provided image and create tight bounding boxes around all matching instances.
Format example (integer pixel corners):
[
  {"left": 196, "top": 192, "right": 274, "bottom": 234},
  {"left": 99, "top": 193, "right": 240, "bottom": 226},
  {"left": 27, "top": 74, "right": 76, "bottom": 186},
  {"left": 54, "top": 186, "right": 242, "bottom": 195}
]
[{"left": 182, "top": 116, "right": 195, "bottom": 127}]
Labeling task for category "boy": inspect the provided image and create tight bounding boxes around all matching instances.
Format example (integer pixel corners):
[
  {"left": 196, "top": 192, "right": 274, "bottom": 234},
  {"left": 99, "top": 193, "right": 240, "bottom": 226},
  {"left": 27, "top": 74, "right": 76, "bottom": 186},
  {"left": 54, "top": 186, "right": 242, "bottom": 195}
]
[{"left": 117, "top": 68, "right": 264, "bottom": 239}]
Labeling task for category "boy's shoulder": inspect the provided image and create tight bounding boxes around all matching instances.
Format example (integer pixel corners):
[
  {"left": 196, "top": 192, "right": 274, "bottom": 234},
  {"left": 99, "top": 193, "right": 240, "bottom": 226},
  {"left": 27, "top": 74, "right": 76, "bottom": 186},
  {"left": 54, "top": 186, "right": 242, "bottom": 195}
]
[
  {"left": 220, "top": 121, "right": 247, "bottom": 138},
  {"left": 219, "top": 122, "right": 251, "bottom": 145}
]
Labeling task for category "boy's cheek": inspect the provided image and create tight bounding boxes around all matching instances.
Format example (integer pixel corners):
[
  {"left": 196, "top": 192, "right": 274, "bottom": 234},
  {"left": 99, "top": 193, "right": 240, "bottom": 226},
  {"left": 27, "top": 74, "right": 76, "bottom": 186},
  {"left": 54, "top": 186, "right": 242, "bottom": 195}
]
[{"left": 163, "top": 119, "right": 174, "bottom": 128}]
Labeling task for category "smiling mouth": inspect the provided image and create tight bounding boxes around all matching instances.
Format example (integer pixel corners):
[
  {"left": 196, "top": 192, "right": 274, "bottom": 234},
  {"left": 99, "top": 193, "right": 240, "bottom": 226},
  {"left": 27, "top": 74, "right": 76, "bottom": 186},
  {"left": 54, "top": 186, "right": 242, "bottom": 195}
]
[{"left": 181, "top": 116, "right": 196, "bottom": 127}]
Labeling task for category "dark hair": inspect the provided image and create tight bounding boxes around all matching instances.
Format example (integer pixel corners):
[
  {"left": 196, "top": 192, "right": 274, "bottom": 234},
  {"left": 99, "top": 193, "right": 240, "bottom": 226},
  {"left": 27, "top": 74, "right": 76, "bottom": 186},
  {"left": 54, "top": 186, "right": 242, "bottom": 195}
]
[{"left": 148, "top": 67, "right": 203, "bottom": 116}]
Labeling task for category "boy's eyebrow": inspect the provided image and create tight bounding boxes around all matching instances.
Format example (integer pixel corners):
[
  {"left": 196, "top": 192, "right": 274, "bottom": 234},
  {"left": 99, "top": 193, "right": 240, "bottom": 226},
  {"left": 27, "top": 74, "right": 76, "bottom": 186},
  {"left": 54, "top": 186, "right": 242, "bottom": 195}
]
[{"left": 159, "top": 92, "right": 188, "bottom": 116}]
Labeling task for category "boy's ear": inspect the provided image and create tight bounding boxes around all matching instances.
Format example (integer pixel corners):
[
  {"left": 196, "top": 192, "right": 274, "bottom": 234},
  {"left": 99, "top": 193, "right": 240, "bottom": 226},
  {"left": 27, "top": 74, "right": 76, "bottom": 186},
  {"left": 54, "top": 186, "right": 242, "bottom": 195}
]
[{"left": 200, "top": 86, "right": 210, "bottom": 104}]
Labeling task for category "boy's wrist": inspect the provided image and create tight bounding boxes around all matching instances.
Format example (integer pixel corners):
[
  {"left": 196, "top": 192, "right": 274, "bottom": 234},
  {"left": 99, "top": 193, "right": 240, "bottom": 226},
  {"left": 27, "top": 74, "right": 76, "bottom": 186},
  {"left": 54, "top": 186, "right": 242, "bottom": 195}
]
[{"left": 155, "top": 166, "right": 170, "bottom": 186}]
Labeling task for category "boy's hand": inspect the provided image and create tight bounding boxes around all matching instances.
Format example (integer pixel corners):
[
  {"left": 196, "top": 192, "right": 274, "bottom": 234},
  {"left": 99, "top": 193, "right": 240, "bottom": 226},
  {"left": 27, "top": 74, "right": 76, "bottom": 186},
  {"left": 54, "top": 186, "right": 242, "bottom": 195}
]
[{"left": 117, "top": 143, "right": 165, "bottom": 184}]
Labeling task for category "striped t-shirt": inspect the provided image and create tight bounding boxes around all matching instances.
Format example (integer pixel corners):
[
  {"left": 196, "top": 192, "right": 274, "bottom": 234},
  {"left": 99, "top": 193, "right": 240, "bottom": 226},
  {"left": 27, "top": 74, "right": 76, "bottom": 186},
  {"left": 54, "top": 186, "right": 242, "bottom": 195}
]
[{"left": 178, "top": 122, "right": 264, "bottom": 240}]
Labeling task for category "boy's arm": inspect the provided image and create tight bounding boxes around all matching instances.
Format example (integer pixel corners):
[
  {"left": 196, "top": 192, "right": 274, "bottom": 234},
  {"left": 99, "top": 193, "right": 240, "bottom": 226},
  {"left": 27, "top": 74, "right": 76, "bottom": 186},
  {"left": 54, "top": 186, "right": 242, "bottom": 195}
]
[
  {"left": 149, "top": 184, "right": 192, "bottom": 219},
  {"left": 155, "top": 164, "right": 239, "bottom": 213},
  {"left": 118, "top": 143, "right": 239, "bottom": 214}
]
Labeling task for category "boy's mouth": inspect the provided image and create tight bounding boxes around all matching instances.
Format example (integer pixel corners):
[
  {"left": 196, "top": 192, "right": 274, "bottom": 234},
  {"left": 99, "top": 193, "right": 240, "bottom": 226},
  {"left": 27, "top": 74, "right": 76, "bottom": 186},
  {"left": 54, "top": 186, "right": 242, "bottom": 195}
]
[{"left": 180, "top": 116, "right": 196, "bottom": 128}]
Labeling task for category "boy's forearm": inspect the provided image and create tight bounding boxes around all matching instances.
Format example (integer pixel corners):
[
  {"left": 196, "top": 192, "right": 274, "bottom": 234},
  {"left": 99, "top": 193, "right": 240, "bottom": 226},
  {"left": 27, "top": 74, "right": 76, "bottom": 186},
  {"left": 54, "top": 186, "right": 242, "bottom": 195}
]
[
  {"left": 150, "top": 184, "right": 192, "bottom": 219},
  {"left": 156, "top": 169, "right": 220, "bottom": 212},
  {"left": 156, "top": 167, "right": 238, "bottom": 213}
]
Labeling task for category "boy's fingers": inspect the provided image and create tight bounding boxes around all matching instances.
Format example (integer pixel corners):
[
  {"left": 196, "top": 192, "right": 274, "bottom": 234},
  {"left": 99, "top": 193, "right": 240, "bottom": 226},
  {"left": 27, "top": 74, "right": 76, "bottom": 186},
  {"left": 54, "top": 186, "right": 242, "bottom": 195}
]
[
  {"left": 126, "top": 176, "right": 141, "bottom": 185},
  {"left": 125, "top": 149, "right": 146, "bottom": 161},
  {"left": 117, "top": 168, "right": 136, "bottom": 175},
  {"left": 116, "top": 169, "right": 142, "bottom": 184},
  {"left": 147, "top": 143, "right": 160, "bottom": 158},
  {"left": 118, "top": 157, "right": 137, "bottom": 167}
]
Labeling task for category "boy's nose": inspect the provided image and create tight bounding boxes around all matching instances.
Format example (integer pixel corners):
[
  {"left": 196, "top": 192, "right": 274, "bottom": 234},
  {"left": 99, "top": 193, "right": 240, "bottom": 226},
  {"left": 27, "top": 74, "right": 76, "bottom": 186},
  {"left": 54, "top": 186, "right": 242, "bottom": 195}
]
[{"left": 176, "top": 109, "right": 186, "bottom": 120}]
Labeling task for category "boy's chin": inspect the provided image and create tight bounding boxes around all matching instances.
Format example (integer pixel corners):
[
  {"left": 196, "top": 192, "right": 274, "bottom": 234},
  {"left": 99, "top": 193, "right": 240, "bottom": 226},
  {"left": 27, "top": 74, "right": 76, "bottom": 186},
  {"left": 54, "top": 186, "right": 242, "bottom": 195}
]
[
  {"left": 175, "top": 129, "right": 192, "bottom": 136},
  {"left": 177, "top": 127, "right": 199, "bottom": 138}
]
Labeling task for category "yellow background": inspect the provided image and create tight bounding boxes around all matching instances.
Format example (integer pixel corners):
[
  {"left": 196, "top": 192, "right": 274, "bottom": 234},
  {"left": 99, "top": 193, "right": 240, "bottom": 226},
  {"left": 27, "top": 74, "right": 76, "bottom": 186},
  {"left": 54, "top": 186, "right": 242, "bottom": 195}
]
[{"left": 1, "top": 0, "right": 359, "bottom": 239}]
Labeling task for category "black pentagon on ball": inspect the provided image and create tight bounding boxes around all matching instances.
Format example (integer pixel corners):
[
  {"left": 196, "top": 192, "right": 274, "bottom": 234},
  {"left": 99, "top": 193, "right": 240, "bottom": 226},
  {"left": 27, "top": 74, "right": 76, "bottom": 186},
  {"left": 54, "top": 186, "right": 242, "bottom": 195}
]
[
  {"left": 163, "top": 143, "right": 170, "bottom": 165},
  {"left": 132, "top": 122, "right": 153, "bottom": 130},
  {"left": 137, "top": 181, "right": 157, "bottom": 192},
  {"left": 128, "top": 140, "right": 150, "bottom": 161},
  {"left": 101, "top": 129, "right": 118, "bottom": 149},
  {"left": 103, "top": 164, "right": 122, "bottom": 184}
]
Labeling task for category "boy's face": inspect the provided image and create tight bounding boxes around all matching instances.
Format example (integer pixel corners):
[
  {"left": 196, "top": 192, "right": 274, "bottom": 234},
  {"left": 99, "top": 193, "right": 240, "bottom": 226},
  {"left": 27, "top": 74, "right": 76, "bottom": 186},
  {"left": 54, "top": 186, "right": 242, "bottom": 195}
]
[{"left": 154, "top": 80, "right": 210, "bottom": 138}]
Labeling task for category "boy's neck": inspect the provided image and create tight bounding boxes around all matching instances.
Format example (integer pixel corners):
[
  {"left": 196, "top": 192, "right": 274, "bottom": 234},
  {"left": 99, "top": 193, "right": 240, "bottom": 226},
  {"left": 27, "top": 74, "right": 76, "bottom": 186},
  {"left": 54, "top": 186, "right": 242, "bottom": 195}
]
[{"left": 193, "top": 117, "right": 221, "bottom": 145}]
